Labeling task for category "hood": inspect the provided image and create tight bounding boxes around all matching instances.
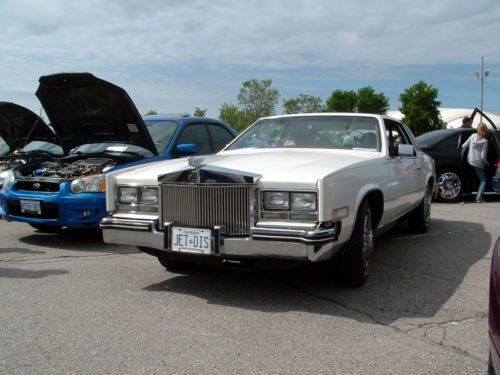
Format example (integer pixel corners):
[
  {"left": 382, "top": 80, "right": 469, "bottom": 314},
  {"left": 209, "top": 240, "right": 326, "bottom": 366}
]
[
  {"left": 113, "top": 148, "right": 379, "bottom": 187},
  {"left": 0, "top": 102, "right": 56, "bottom": 153},
  {"left": 35, "top": 73, "right": 158, "bottom": 155}
]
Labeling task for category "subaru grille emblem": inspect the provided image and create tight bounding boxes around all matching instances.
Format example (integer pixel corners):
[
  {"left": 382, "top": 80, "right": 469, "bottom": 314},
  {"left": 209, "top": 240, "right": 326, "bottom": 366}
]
[{"left": 33, "top": 182, "right": 41, "bottom": 190}]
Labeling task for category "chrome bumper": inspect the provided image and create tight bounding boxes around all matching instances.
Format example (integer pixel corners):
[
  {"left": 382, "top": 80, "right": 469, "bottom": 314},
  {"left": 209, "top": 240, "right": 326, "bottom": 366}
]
[{"left": 101, "top": 216, "right": 341, "bottom": 262}]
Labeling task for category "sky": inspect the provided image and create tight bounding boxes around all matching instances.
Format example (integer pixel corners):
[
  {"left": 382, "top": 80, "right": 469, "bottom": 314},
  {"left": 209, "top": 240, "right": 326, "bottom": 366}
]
[{"left": 1, "top": 0, "right": 500, "bottom": 119}]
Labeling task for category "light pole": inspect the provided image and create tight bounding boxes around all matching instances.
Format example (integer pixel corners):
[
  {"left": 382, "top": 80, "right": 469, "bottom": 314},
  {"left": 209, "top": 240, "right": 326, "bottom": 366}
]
[{"left": 475, "top": 56, "right": 490, "bottom": 122}]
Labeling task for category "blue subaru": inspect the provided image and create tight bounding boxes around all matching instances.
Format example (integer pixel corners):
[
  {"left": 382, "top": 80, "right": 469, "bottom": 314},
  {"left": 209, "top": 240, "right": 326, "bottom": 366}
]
[{"left": 0, "top": 73, "right": 236, "bottom": 232}]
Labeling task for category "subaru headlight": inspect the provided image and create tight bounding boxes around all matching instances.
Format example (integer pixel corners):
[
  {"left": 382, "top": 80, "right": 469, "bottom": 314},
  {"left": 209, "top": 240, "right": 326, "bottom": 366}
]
[
  {"left": 138, "top": 187, "right": 158, "bottom": 205},
  {"left": 70, "top": 174, "right": 106, "bottom": 194},
  {"left": 291, "top": 192, "right": 317, "bottom": 211},
  {"left": 118, "top": 186, "right": 139, "bottom": 204},
  {"left": 263, "top": 191, "right": 290, "bottom": 210},
  {"left": 0, "top": 170, "right": 15, "bottom": 191}
]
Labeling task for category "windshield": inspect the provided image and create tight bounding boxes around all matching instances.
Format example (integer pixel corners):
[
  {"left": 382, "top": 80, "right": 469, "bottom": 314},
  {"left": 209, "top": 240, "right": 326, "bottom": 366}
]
[
  {"left": 227, "top": 115, "right": 381, "bottom": 151},
  {"left": 144, "top": 120, "right": 179, "bottom": 154},
  {"left": 21, "top": 141, "right": 63, "bottom": 155},
  {"left": 70, "top": 143, "right": 154, "bottom": 157}
]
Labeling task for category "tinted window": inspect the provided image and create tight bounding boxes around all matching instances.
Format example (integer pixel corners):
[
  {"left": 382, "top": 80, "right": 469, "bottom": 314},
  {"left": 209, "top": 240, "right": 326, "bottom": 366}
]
[
  {"left": 177, "top": 124, "right": 211, "bottom": 154},
  {"left": 435, "top": 133, "right": 460, "bottom": 151},
  {"left": 144, "top": 120, "right": 179, "bottom": 154},
  {"left": 384, "top": 119, "right": 411, "bottom": 157},
  {"left": 22, "top": 141, "right": 63, "bottom": 155},
  {"left": 208, "top": 124, "right": 234, "bottom": 151}
]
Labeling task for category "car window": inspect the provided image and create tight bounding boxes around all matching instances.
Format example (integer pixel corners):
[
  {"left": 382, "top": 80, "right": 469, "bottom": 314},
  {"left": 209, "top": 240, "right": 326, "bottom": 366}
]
[
  {"left": 144, "top": 120, "right": 179, "bottom": 154},
  {"left": 227, "top": 116, "right": 381, "bottom": 151},
  {"left": 70, "top": 143, "right": 154, "bottom": 157},
  {"left": 384, "top": 119, "right": 411, "bottom": 157},
  {"left": 0, "top": 137, "right": 9, "bottom": 156},
  {"left": 21, "top": 141, "right": 64, "bottom": 155},
  {"left": 177, "top": 124, "right": 211, "bottom": 154},
  {"left": 435, "top": 133, "right": 460, "bottom": 151},
  {"left": 207, "top": 124, "right": 234, "bottom": 152}
]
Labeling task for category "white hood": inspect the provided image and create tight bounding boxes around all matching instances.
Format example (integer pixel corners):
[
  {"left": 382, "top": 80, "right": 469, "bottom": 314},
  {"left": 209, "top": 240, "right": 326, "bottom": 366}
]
[{"left": 112, "top": 148, "right": 381, "bottom": 188}]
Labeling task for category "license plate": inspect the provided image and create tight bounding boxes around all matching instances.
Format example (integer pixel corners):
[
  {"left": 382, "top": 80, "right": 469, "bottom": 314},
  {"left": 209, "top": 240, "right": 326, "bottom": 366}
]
[
  {"left": 20, "top": 200, "right": 41, "bottom": 215},
  {"left": 171, "top": 227, "right": 212, "bottom": 254}
]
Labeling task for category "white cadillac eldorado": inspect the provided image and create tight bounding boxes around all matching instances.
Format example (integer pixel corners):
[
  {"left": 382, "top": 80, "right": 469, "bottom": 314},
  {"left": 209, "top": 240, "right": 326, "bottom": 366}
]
[{"left": 101, "top": 113, "right": 435, "bottom": 286}]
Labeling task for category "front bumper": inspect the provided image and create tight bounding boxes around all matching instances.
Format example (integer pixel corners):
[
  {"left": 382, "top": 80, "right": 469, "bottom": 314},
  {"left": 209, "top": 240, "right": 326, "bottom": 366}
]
[{"left": 101, "top": 216, "right": 341, "bottom": 262}]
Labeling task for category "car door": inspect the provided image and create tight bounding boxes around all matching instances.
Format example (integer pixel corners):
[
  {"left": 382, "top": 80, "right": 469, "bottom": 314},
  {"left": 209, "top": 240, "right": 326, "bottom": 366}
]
[
  {"left": 207, "top": 124, "right": 235, "bottom": 152},
  {"left": 384, "top": 119, "right": 422, "bottom": 221}
]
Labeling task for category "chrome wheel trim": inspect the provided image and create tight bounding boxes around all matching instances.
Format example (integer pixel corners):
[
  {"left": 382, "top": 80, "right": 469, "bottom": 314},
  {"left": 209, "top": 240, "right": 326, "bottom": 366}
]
[
  {"left": 362, "top": 210, "right": 374, "bottom": 275},
  {"left": 437, "top": 172, "right": 461, "bottom": 200}
]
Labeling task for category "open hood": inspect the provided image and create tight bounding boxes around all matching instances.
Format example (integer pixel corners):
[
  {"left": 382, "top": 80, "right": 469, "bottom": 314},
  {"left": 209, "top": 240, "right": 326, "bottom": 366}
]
[
  {"left": 35, "top": 73, "right": 158, "bottom": 155},
  {"left": 0, "top": 102, "right": 57, "bottom": 153}
]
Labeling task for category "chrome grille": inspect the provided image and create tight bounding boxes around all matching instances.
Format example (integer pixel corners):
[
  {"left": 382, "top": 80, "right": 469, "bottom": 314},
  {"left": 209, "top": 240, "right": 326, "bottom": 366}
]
[{"left": 161, "top": 183, "right": 254, "bottom": 235}]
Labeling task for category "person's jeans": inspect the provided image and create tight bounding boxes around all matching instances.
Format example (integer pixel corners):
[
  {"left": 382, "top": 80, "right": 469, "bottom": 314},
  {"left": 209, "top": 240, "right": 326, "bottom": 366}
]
[{"left": 472, "top": 166, "right": 487, "bottom": 201}]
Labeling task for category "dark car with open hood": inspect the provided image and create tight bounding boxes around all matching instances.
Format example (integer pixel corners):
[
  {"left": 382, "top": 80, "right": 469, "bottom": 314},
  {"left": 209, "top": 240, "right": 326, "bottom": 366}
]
[
  {"left": 0, "top": 73, "right": 237, "bottom": 232},
  {"left": 416, "top": 109, "right": 500, "bottom": 202}
]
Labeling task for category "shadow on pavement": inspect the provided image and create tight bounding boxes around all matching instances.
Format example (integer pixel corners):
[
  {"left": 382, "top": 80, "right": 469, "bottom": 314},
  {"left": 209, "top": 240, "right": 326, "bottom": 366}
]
[
  {"left": 143, "top": 218, "right": 490, "bottom": 324},
  {"left": 0, "top": 267, "right": 70, "bottom": 279},
  {"left": 17, "top": 228, "right": 139, "bottom": 254}
]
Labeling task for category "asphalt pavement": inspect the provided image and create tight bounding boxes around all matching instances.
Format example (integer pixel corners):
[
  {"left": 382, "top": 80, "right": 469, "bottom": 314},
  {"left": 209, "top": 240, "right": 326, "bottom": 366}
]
[{"left": 1, "top": 195, "right": 499, "bottom": 374}]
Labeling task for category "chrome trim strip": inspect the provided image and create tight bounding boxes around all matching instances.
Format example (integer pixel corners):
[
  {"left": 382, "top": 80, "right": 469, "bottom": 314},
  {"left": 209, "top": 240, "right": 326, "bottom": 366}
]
[
  {"left": 251, "top": 226, "right": 337, "bottom": 244},
  {"left": 100, "top": 217, "right": 153, "bottom": 232}
]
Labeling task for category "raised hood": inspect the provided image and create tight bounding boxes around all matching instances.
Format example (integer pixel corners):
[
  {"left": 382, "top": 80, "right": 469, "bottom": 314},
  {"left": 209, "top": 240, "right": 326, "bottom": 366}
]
[
  {"left": 35, "top": 73, "right": 158, "bottom": 155},
  {"left": 0, "top": 102, "right": 56, "bottom": 153}
]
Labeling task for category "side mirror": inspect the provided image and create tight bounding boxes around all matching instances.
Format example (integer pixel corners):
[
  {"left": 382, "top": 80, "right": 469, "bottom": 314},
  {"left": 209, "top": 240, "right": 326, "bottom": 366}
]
[
  {"left": 398, "top": 144, "right": 414, "bottom": 156},
  {"left": 176, "top": 143, "right": 198, "bottom": 156}
]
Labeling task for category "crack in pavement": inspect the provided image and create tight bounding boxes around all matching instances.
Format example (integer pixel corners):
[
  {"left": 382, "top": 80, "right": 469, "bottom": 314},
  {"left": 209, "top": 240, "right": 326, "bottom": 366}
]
[
  {"left": 0, "top": 252, "right": 134, "bottom": 264},
  {"left": 266, "top": 275, "right": 487, "bottom": 365}
]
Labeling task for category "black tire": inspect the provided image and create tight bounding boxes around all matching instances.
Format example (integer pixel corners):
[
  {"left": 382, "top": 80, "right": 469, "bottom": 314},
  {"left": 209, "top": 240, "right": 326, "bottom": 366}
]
[
  {"left": 157, "top": 256, "right": 192, "bottom": 272},
  {"left": 337, "top": 199, "right": 374, "bottom": 287},
  {"left": 28, "top": 223, "right": 63, "bottom": 233},
  {"left": 488, "top": 351, "right": 495, "bottom": 375},
  {"left": 407, "top": 182, "right": 433, "bottom": 233},
  {"left": 436, "top": 169, "right": 463, "bottom": 202}
]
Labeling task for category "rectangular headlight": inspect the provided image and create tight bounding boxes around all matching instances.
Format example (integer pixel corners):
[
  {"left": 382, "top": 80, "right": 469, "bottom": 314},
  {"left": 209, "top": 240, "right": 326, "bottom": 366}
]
[
  {"left": 263, "top": 191, "right": 290, "bottom": 210},
  {"left": 291, "top": 192, "right": 317, "bottom": 211},
  {"left": 118, "top": 187, "right": 138, "bottom": 204},
  {"left": 139, "top": 187, "right": 158, "bottom": 205}
]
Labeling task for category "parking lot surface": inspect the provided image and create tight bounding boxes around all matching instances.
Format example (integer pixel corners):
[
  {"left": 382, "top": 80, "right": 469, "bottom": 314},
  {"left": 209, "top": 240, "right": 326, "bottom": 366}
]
[{"left": 1, "top": 196, "right": 499, "bottom": 374}]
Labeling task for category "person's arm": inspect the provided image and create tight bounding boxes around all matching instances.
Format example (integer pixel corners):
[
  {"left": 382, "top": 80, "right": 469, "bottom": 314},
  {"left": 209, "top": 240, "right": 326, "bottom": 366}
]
[
  {"left": 481, "top": 141, "right": 489, "bottom": 166},
  {"left": 461, "top": 134, "right": 473, "bottom": 149}
]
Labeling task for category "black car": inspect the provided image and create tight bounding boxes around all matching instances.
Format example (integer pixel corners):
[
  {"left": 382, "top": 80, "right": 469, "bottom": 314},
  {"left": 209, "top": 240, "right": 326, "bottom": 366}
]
[{"left": 416, "top": 110, "right": 500, "bottom": 202}]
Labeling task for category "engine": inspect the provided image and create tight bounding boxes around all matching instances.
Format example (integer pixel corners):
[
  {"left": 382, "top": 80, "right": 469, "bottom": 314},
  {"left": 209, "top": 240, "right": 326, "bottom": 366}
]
[{"left": 30, "top": 158, "right": 116, "bottom": 179}]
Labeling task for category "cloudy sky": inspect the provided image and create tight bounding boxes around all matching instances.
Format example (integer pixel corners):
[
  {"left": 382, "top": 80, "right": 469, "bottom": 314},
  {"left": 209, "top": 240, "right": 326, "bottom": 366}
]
[{"left": 1, "top": 0, "right": 500, "bottom": 118}]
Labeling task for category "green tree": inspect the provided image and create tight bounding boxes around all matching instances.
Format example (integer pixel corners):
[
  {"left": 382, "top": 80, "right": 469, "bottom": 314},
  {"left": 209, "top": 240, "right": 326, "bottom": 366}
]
[
  {"left": 219, "top": 103, "right": 248, "bottom": 132},
  {"left": 237, "top": 79, "right": 280, "bottom": 125},
  {"left": 399, "top": 81, "right": 445, "bottom": 136},
  {"left": 193, "top": 107, "right": 207, "bottom": 117},
  {"left": 325, "top": 90, "right": 358, "bottom": 112},
  {"left": 145, "top": 109, "right": 158, "bottom": 115},
  {"left": 356, "top": 86, "right": 390, "bottom": 114},
  {"left": 282, "top": 94, "right": 323, "bottom": 114}
]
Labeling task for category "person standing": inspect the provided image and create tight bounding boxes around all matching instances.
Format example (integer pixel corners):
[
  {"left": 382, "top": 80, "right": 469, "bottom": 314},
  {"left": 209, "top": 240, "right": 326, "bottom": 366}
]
[
  {"left": 462, "top": 122, "right": 490, "bottom": 202},
  {"left": 461, "top": 116, "right": 472, "bottom": 128}
]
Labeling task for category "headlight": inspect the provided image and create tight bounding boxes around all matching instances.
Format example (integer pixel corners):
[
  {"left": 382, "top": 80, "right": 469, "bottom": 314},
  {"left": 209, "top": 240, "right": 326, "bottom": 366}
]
[
  {"left": 118, "top": 186, "right": 138, "bottom": 203},
  {"left": 291, "top": 192, "right": 317, "bottom": 211},
  {"left": 263, "top": 191, "right": 290, "bottom": 210},
  {"left": 70, "top": 174, "right": 106, "bottom": 193},
  {"left": 138, "top": 187, "right": 158, "bottom": 205},
  {"left": 0, "top": 170, "right": 15, "bottom": 191}
]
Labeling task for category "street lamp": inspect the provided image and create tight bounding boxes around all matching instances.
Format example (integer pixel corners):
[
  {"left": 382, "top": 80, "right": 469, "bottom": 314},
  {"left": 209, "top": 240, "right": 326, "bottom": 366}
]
[{"left": 476, "top": 56, "right": 490, "bottom": 122}]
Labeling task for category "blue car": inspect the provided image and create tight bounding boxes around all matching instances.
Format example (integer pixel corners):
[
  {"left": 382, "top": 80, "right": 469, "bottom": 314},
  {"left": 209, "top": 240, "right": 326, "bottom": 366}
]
[{"left": 0, "top": 73, "right": 236, "bottom": 232}]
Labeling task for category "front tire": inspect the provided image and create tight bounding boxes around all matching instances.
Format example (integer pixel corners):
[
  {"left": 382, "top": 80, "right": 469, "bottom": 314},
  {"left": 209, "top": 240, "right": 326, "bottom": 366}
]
[
  {"left": 407, "top": 182, "right": 432, "bottom": 233},
  {"left": 337, "top": 199, "right": 374, "bottom": 287},
  {"left": 436, "top": 169, "right": 463, "bottom": 202}
]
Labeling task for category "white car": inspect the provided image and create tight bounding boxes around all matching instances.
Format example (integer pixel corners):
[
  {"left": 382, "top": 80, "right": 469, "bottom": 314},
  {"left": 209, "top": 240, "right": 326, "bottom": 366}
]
[{"left": 101, "top": 113, "right": 435, "bottom": 286}]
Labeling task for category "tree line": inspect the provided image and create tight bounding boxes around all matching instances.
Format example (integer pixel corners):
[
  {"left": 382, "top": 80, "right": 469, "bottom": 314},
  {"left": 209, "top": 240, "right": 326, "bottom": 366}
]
[{"left": 148, "top": 79, "right": 446, "bottom": 136}]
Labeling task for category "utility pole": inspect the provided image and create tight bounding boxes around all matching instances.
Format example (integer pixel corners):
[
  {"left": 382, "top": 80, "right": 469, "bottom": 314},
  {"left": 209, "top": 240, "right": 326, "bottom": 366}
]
[{"left": 475, "top": 56, "right": 490, "bottom": 122}]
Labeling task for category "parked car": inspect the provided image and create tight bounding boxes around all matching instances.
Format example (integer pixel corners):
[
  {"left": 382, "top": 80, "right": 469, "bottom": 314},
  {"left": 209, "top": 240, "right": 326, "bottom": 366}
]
[
  {"left": 0, "top": 73, "right": 236, "bottom": 232},
  {"left": 489, "top": 236, "right": 500, "bottom": 375},
  {"left": 0, "top": 102, "right": 64, "bottom": 215},
  {"left": 101, "top": 113, "right": 435, "bottom": 286},
  {"left": 416, "top": 110, "right": 500, "bottom": 202}
]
